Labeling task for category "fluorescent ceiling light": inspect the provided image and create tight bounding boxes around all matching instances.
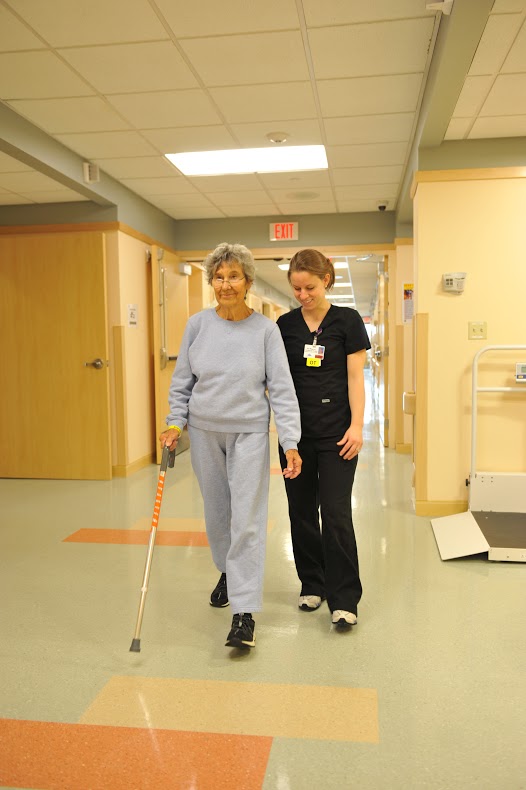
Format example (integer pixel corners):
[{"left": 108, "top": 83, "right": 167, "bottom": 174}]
[
  {"left": 328, "top": 294, "right": 354, "bottom": 300},
  {"left": 333, "top": 283, "right": 353, "bottom": 289},
  {"left": 277, "top": 263, "right": 289, "bottom": 271},
  {"left": 165, "top": 145, "right": 328, "bottom": 176},
  {"left": 333, "top": 263, "right": 348, "bottom": 270}
]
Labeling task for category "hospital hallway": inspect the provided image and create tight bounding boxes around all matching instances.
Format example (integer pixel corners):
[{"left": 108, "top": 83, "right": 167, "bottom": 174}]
[{"left": 1, "top": 371, "right": 525, "bottom": 790}]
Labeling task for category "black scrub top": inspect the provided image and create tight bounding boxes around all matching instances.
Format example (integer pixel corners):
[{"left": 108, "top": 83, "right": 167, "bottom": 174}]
[{"left": 277, "top": 305, "right": 371, "bottom": 439}]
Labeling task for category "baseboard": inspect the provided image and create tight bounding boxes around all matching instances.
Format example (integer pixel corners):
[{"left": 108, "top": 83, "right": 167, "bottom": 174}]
[
  {"left": 396, "top": 443, "right": 412, "bottom": 454},
  {"left": 415, "top": 500, "right": 468, "bottom": 517},
  {"left": 112, "top": 453, "right": 155, "bottom": 478}
]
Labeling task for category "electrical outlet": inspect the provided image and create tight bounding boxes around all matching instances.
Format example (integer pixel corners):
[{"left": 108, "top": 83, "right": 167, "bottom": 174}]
[{"left": 468, "top": 321, "right": 487, "bottom": 339}]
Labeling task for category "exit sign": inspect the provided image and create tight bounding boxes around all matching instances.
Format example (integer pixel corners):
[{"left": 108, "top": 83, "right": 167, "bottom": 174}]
[{"left": 270, "top": 221, "right": 298, "bottom": 241}]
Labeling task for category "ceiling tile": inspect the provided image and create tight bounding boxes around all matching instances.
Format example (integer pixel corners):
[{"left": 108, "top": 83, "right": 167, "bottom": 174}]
[
  {"left": 501, "top": 19, "right": 526, "bottom": 72},
  {"left": 469, "top": 114, "right": 526, "bottom": 138},
  {"left": 334, "top": 184, "right": 398, "bottom": 201},
  {"left": 331, "top": 165, "right": 403, "bottom": 185},
  {"left": 230, "top": 120, "right": 322, "bottom": 148},
  {"left": 121, "top": 177, "right": 198, "bottom": 196},
  {"left": 275, "top": 201, "right": 337, "bottom": 214},
  {"left": 209, "top": 83, "right": 317, "bottom": 123},
  {"left": 0, "top": 51, "right": 93, "bottom": 99},
  {"left": 491, "top": 0, "right": 526, "bottom": 12},
  {"left": 55, "top": 131, "right": 158, "bottom": 158},
  {"left": 95, "top": 156, "right": 180, "bottom": 179},
  {"left": 452, "top": 75, "right": 493, "bottom": 117},
  {"left": 180, "top": 32, "right": 309, "bottom": 87},
  {"left": 0, "top": 193, "right": 33, "bottom": 205},
  {"left": 337, "top": 198, "right": 395, "bottom": 212},
  {"left": 318, "top": 74, "right": 422, "bottom": 117},
  {"left": 167, "top": 207, "right": 226, "bottom": 219},
  {"left": 12, "top": 0, "right": 168, "bottom": 46},
  {"left": 444, "top": 117, "right": 472, "bottom": 140},
  {"left": 0, "top": 170, "right": 69, "bottom": 191},
  {"left": 259, "top": 170, "right": 331, "bottom": 189},
  {"left": 309, "top": 18, "right": 435, "bottom": 80},
  {"left": 324, "top": 113, "right": 414, "bottom": 145},
  {"left": 8, "top": 97, "right": 130, "bottom": 134},
  {"left": 469, "top": 14, "right": 523, "bottom": 76},
  {"left": 155, "top": 0, "right": 300, "bottom": 37},
  {"left": 140, "top": 126, "right": 236, "bottom": 153},
  {"left": 303, "top": 0, "right": 434, "bottom": 27},
  {"left": 327, "top": 142, "right": 407, "bottom": 168},
  {"left": 0, "top": 152, "right": 32, "bottom": 173},
  {"left": 186, "top": 174, "right": 263, "bottom": 191},
  {"left": 222, "top": 205, "right": 283, "bottom": 217},
  {"left": 59, "top": 42, "right": 198, "bottom": 94},
  {"left": 109, "top": 90, "right": 222, "bottom": 129},
  {"left": 205, "top": 190, "right": 276, "bottom": 206},
  {"left": 479, "top": 73, "right": 526, "bottom": 115},
  {"left": 268, "top": 187, "right": 334, "bottom": 202},
  {"left": 0, "top": 6, "right": 45, "bottom": 51}
]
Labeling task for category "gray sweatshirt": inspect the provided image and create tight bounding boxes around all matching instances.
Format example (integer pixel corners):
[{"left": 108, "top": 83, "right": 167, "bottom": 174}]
[{"left": 166, "top": 308, "right": 301, "bottom": 452}]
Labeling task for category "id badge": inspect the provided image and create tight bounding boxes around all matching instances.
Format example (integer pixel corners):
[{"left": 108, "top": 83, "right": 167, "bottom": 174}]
[{"left": 303, "top": 344, "right": 325, "bottom": 359}]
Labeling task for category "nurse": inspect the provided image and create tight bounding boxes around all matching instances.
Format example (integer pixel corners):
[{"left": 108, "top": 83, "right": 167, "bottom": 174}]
[{"left": 277, "top": 249, "right": 370, "bottom": 627}]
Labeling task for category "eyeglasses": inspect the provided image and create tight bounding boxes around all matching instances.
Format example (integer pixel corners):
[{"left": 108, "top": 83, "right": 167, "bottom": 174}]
[{"left": 212, "top": 274, "right": 245, "bottom": 286}]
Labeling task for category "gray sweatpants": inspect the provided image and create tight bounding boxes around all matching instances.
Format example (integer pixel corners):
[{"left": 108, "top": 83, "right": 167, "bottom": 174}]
[{"left": 188, "top": 426, "right": 270, "bottom": 614}]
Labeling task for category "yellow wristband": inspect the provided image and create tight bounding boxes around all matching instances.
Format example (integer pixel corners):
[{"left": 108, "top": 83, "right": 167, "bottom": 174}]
[{"left": 168, "top": 425, "right": 182, "bottom": 436}]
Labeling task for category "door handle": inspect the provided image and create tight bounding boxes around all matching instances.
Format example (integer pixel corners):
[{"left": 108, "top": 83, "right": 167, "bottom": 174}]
[{"left": 85, "top": 358, "right": 105, "bottom": 369}]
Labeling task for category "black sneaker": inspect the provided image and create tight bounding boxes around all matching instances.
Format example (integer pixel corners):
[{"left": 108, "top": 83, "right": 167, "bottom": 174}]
[
  {"left": 210, "top": 572, "right": 229, "bottom": 608},
  {"left": 225, "top": 613, "right": 256, "bottom": 649}
]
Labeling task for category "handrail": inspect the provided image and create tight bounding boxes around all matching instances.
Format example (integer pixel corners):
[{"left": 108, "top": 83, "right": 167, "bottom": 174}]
[{"left": 471, "top": 345, "right": 526, "bottom": 478}]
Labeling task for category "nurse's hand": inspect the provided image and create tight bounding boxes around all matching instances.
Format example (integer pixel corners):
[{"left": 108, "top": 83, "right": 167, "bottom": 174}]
[
  {"left": 283, "top": 449, "right": 302, "bottom": 479},
  {"left": 337, "top": 425, "right": 363, "bottom": 460}
]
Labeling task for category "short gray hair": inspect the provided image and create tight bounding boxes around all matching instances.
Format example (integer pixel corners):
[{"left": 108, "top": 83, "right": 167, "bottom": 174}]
[{"left": 204, "top": 242, "right": 256, "bottom": 284}]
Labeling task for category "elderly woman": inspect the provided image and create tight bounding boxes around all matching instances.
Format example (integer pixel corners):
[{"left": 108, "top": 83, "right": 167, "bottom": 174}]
[{"left": 160, "top": 242, "right": 301, "bottom": 650}]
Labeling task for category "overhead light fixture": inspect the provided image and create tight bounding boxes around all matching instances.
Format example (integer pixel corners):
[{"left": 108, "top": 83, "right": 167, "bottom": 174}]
[
  {"left": 333, "top": 283, "right": 354, "bottom": 289},
  {"left": 165, "top": 145, "right": 328, "bottom": 177},
  {"left": 333, "top": 263, "right": 348, "bottom": 270},
  {"left": 277, "top": 263, "right": 289, "bottom": 271},
  {"left": 356, "top": 255, "right": 373, "bottom": 261}
]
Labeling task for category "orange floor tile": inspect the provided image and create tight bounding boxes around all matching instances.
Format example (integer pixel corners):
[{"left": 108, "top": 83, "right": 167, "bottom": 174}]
[
  {"left": 0, "top": 718, "right": 272, "bottom": 790},
  {"left": 63, "top": 528, "right": 209, "bottom": 546},
  {"left": 132, "top": 516, "right": 207, "bottom": 531}
]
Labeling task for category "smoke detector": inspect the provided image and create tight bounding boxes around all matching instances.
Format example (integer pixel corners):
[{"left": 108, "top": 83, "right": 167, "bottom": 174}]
[{"left": 266, "top": 131, "right": 289, "bottom": 144}]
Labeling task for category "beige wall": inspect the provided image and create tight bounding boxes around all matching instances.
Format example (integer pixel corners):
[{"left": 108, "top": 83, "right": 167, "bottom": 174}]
[{"left": 414, "top": 175, "right": 526, "bottom": 511}]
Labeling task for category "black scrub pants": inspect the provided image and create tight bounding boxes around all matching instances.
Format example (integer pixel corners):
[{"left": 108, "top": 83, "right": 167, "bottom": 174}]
[{"left": 280, "top": 435, "right": 362, "bottom": 615}]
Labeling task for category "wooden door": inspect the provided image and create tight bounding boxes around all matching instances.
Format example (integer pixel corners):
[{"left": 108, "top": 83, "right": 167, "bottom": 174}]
[
  {"left": 377, "top": 258, "right": 390, "bottom": 447},
  {"left": 150, "top": 248, "right": 189, "bottom": 464},
  {"left": 0, "top": 232, "right": 111, "bottom": 479}
]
